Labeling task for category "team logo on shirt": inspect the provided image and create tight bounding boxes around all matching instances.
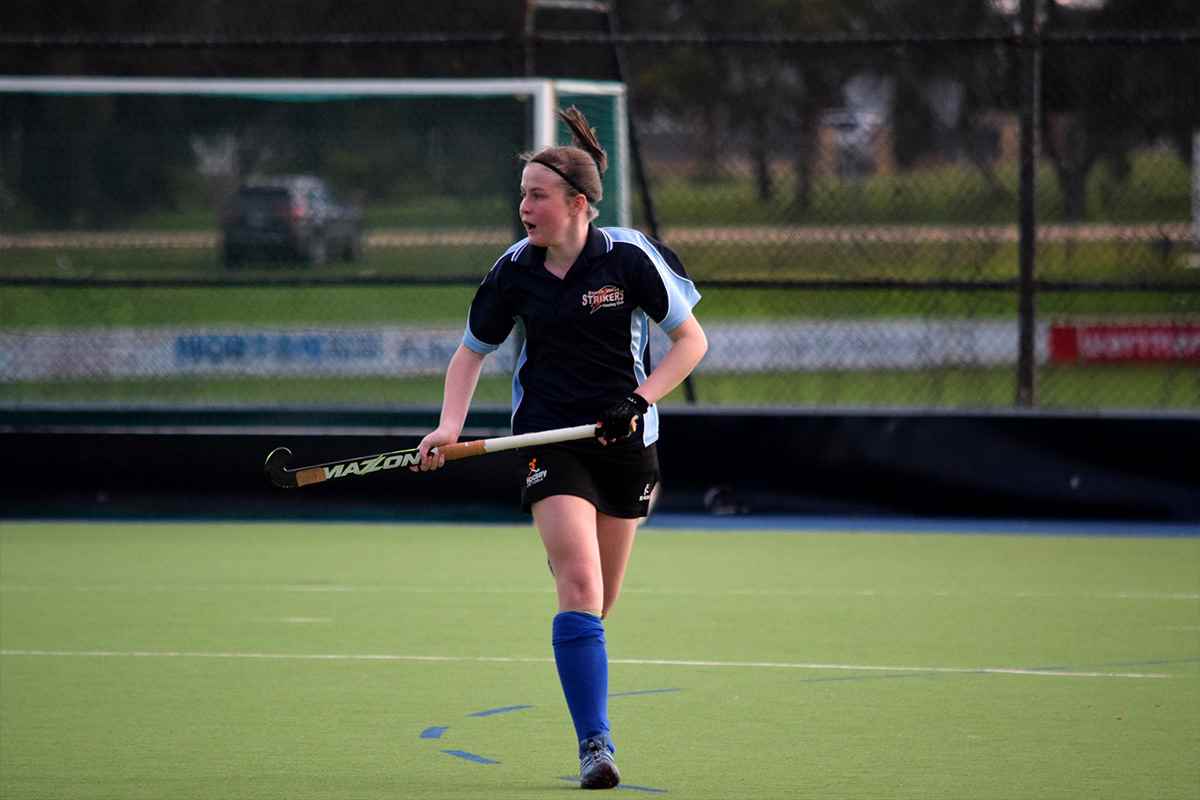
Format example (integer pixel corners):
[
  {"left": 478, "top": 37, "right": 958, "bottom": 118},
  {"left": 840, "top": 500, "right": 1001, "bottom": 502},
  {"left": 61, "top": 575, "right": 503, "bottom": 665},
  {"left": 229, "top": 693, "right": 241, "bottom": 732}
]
[
  {"left": 581, "top": 285, "right": 625, "bottom": 314},
  {"left": 526, "top": 457, "right": 548, "bottom": 487}
]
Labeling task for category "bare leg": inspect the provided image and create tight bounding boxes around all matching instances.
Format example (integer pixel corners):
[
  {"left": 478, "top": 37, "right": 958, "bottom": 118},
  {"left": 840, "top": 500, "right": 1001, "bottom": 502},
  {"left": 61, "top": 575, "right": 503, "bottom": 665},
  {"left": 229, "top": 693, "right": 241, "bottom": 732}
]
[
  {"left": 532, "top": 494, "right": 603, "bottom": 614},
  {"left": 596, "top": 512, "right": 640, "bottom": 618},
  {"left": 534, "top": 494, "right": 616, "bottom": 773}
]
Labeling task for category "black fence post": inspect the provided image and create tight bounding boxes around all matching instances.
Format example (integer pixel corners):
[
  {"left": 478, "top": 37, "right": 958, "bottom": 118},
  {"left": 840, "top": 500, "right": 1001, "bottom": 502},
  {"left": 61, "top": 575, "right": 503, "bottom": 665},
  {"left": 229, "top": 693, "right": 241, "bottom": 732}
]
[
  {"left": 602, "top": 8, "right": 697, "bottom": 404},
  {"left": 1016, "top": 0, "right": 1041, "bottom": 408}
]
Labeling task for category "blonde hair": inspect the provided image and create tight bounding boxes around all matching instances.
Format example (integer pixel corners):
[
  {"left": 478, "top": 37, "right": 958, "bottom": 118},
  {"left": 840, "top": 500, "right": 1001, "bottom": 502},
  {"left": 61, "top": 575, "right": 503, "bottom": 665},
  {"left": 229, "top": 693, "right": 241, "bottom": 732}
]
[{"left": 521, "top": 106, "right": 608, "bottom": 218}]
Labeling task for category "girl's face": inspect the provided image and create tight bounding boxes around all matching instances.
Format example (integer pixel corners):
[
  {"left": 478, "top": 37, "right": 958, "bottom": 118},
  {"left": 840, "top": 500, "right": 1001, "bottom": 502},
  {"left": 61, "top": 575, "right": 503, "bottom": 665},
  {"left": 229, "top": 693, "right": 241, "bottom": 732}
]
[{"left": 519, "top": 163, "right": 584, "bottom": 248}]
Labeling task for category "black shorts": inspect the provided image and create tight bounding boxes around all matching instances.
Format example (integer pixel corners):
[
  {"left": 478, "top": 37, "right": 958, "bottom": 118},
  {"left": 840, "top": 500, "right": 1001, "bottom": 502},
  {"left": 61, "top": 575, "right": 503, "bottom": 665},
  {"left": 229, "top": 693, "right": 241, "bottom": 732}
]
[{"left": 518, "top": 438, "right": 659, "bottom": 519}]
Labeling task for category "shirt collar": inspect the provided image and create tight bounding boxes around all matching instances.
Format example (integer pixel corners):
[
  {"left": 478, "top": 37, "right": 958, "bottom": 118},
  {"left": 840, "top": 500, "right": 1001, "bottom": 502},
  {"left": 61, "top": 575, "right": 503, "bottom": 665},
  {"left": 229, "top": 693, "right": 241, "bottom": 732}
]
[{"left": 514, "top": 224, "right": 610, "bottom": 268}]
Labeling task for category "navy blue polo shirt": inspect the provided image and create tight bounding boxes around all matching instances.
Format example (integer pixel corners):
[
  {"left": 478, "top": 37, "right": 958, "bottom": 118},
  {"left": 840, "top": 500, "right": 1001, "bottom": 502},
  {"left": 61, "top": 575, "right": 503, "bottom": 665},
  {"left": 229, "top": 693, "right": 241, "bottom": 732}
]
[{"left": 462, "top": 225, "right": 701, "bottom": 445}]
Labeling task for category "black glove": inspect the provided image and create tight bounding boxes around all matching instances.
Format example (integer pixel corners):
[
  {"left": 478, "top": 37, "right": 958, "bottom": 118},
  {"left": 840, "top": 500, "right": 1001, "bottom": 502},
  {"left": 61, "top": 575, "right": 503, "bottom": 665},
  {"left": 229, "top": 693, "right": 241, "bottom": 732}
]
[{"left": 597, "top": 393, "right": 650, "bottom": 444}]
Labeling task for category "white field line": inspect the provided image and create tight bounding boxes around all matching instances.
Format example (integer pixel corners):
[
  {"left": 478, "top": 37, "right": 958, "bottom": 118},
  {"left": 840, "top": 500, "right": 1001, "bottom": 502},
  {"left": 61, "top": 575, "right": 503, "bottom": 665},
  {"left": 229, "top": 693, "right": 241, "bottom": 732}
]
[
  {"left": 0, "top": 649, "right": 1173, "bottom": 680},
  {"left": 1, "top": 584, "right": 1196, "bottom": 601},
  {"left": 0, "top": 584, "right": 552, "bottom": 594}
]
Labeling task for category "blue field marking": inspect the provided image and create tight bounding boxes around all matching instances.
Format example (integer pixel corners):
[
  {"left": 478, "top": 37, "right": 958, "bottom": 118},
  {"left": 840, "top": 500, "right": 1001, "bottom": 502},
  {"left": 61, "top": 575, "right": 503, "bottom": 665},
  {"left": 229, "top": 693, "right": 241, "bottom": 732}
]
[
  {"left": 441, "top": 749, "right": 500, "bottom": 765},
  {"left": 423, "top": 688, "right": 680, "bottom": 790},
  {"left": 468, "top": 704, "right": 534, "bottom": 717},
  {"left": 1032, "top": 656, "right": 1200, "bottom": 673},
  {"left": 642, "top": 512, "right": 1200, "bottom": 538},
  {"left": 1093, "top": 657, "right": 1200, "bottom": 668},
  {"left": 610, "top": 687, "right": 683, "bottom": 698}
]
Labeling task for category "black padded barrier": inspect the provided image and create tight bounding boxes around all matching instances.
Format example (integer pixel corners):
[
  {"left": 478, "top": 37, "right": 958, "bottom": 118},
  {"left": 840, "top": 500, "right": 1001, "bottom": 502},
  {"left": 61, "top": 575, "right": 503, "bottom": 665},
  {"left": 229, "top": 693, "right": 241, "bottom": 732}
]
[{"left": 1, "top": 407, "right": 1197, "bottom": 522}]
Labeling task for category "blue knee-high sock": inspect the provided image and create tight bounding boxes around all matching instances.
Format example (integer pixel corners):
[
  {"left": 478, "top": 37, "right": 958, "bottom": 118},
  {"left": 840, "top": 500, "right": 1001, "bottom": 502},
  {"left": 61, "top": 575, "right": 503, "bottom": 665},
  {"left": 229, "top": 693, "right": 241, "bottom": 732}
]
[{"left": 552, "top": 611, "right": 613, "bottom": 755}]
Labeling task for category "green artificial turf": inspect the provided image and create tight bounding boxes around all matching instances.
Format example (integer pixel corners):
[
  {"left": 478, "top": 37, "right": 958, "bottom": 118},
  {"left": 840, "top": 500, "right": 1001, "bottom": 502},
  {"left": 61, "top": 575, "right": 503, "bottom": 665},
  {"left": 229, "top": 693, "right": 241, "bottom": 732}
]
[
  {"left": 2, "top": 365, "right": 1197, "bottom": 410},
  {"left": 1, "top": 521, "right": 1197, "bottom": 799}
]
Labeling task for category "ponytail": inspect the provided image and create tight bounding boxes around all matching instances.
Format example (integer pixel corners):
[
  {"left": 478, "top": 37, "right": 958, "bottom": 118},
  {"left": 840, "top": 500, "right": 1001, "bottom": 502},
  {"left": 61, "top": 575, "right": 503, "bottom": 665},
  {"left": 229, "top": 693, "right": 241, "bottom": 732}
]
[
  {"left": 521, "top": 106, "right": 607, "bottom": 205},
  {"left": 557, "top": 106, "right": 608, "bottom": 176}
]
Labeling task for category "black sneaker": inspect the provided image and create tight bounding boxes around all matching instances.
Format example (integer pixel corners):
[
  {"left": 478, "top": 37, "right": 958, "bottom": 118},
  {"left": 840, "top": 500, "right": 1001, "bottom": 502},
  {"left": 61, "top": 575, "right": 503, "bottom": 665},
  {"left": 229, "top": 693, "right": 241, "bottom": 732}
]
[{"left": 579, "top": 737, "right": 620, "bottom": 790}]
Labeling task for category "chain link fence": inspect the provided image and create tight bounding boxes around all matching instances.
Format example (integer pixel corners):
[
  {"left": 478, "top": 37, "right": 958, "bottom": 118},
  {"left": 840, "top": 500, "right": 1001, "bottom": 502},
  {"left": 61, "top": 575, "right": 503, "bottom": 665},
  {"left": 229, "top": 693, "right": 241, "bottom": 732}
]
[{"left": 1, "top": 2, "right": 1197, "bottom": 411}]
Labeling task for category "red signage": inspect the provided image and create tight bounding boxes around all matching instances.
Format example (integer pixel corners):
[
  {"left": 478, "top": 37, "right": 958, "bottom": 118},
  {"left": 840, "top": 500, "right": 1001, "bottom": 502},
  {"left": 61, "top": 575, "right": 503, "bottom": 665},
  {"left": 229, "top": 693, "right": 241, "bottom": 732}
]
[{"left": 1049, "top": 323, "right": 1200, "bottom": 364}]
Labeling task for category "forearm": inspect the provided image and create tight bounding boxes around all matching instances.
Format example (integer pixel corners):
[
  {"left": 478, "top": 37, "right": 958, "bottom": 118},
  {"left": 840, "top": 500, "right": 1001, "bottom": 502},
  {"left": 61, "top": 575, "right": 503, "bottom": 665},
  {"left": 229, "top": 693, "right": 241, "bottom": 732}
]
[
  {"left": 635, "top": 316, "right": 708, "bottom": 405},
  {"left": 437, "top": 344, "right": 487, "bottom": 438}
]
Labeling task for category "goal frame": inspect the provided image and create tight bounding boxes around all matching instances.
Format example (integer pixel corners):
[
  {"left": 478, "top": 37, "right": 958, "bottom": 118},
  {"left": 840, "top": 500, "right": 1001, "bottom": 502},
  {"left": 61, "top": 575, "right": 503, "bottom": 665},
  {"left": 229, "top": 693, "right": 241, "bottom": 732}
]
[{"left": 0, "top": 75, "right": 631, "bottom": 227}]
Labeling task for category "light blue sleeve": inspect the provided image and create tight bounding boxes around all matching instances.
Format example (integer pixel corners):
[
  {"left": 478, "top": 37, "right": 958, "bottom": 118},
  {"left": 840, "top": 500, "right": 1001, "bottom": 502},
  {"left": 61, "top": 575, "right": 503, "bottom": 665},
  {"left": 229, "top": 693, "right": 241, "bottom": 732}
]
[{"left": 605, "top": 227, "right": 701, "bottom": 333}]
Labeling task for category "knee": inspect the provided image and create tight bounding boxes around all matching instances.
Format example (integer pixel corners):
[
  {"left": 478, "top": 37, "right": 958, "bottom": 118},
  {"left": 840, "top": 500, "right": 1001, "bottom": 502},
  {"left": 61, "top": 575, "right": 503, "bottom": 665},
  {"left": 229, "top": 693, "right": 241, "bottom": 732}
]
[{"left": 553, "top": 562, "right": 603, "bottom": 612}]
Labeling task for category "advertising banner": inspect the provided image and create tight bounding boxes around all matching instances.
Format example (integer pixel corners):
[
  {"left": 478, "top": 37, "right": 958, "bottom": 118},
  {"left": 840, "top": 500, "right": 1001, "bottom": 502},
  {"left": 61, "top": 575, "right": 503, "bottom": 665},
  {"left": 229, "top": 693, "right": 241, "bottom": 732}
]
[
  {"left": 1048, "top": 324, "right": 1200, "bottom": 364},
  {"left": 2, "top": 320, "right": 1047, "bottom": 382}
]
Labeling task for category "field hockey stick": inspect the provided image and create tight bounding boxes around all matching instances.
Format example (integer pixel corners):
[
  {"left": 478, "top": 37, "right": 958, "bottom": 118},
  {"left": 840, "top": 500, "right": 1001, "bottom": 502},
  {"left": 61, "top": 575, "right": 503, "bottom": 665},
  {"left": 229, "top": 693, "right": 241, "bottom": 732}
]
[{"left": 264, "top": 423, "right": 598, "bottom": 489}]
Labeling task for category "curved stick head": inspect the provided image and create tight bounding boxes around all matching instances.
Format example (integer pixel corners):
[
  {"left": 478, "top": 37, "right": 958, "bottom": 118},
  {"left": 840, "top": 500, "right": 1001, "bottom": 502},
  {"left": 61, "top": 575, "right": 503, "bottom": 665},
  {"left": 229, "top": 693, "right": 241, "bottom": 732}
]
[{"left": 264, "top": 447, "right": 296, "bottom": 488}]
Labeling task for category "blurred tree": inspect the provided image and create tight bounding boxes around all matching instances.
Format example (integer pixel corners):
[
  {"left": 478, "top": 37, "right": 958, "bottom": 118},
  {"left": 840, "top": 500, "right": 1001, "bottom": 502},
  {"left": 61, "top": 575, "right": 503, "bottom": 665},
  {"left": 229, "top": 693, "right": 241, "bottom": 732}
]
[
  {"left": 1, "top": 0, "right": 1192, "bottom": 227},
  {"left": 617, "top": 0, "right": 853, "bottom": 208},
  {"left": 852, "top": 0, "right": 1013, "bottom": 199},
  {"left": 1041, "top": 0, "right": 1199, "bottom": 220}
]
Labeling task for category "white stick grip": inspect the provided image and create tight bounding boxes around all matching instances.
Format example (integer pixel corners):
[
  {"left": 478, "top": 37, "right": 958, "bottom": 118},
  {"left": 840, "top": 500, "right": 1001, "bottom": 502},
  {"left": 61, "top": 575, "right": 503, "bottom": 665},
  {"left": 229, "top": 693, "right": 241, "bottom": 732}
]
[
  {"left": 438, "top": 423, "right": 597, "bottom": 461},
  {"left": 481, "top": 423, "right": 598, "bottom": 453}
]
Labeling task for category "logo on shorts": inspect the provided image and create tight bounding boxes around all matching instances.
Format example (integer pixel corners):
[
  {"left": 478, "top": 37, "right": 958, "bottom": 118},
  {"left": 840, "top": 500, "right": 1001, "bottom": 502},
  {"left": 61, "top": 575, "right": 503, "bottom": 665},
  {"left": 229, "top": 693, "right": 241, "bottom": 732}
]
[
  {"left": 639, "top": 482, "right": 655, "bottom": 502},
  {"left": 581, "top": 285, "right": 625, "bottom": 314},
  {"left": 526, "top": 457, "right": 548, "bottom": 488}
]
